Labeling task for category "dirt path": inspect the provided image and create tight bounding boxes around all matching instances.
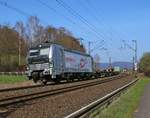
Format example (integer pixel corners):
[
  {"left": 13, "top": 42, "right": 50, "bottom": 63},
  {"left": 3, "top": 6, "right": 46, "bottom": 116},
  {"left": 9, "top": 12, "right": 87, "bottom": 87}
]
[{"left": 134, "top": 82, "right": 150, "bottom": 118}]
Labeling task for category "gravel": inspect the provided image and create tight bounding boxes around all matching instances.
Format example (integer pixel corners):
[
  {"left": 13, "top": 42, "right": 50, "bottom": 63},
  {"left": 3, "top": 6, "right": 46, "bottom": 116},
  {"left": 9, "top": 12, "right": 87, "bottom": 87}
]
[
  {"left": 0, "top": 75, "right": 123, "bottom": 100},
  {"left": 0, "top": 75, "right": 134, "bottom": 118},
  {"left": 0, "top": 81, "right": 35, "bottom": 90}
]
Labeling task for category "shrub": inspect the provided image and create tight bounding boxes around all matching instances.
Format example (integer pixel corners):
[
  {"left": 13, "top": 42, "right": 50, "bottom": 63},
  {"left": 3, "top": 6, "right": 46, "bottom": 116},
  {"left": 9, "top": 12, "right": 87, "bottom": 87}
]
[
  {"left": 144, "top": 67, "right": 150, "bottom": 77},
  {"left": 139, "top": 52, "right": 150, "bottom": 77}
]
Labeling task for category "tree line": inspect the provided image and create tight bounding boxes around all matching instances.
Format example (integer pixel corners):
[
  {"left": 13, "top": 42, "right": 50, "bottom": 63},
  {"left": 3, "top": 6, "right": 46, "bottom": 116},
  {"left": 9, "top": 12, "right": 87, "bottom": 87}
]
[{"left": 0, "top": 16, "right": 85, "bottom": 72}]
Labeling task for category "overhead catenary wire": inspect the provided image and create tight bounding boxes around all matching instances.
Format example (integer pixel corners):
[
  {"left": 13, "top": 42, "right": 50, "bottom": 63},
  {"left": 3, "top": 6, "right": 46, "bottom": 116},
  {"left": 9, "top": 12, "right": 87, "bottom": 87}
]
[
  {"left": 38, "top": 0, "right": 131, "bottom": 61},
  {"left": 36, "top": 0, "right": 79, "bottom": 27},
  {"left": 36, "top": 0, "right": 90, "bottom": 38},
  {"left": 90, "top": 40, "right": 105, "bottom": 53},
  {"left": 77, "top": 0, "right": 109, "bottom": 39},
  {"left": 83, "top": 0, "right": 131, "bottom": 45},
  {"left": 0, "top": 0, "right": 103, "bottom": 41},
  {"left": 0, "top": 0, "right": 47, "bottom": 25},
  {"left": 78, "top": 0, "right": 103, "bottom": 26},
  {"left": 36, "top": 0, "right": 101, "bottom": 51},
  {"left": 86, "top": 0, "right": 104, "bottom": 22},
  {"left": 75, "top": 0, "right": 117, "bottom": 55},
  {"left": 77, "top": 0, "right": 112, "bottom": 52},
  {"left": 0, "top": 0, "right": 92, "bottom": 54},
  {"left": 85, "top": 0, "right": 134, "bottom": 61},
  {"left": 121, "top": 40, "right": 135, "bottom": 51},
  {"left": 83, "top": 0, "right": 114, "bottom": 41},
  {"left": 0, "top": 0, "right": 107, "bottom": 54},
  {"left": 77, "top": 0, "right": 117, "bottom": 54},
  {"left": 55, "top": 0, "right": 106, "bottom": 41},
  {"left": 36, "top": 0, "right": 107, "bottom": 53},
  {"left": 0, "top": 1, "right": 30, "bottom": 17}
]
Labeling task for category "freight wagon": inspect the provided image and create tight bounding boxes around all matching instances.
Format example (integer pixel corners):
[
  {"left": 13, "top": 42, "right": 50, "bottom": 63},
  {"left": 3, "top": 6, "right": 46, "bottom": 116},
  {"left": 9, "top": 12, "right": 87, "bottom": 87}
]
[{"left": 26, "top": 43, "right": 94, "bottom": 84}]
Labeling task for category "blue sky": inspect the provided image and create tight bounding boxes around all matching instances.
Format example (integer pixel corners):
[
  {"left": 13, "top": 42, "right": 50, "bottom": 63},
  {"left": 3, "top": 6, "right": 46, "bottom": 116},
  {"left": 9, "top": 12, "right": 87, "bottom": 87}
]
[{"left": 0, "top": 0, "right": 150, "bottom": 63}]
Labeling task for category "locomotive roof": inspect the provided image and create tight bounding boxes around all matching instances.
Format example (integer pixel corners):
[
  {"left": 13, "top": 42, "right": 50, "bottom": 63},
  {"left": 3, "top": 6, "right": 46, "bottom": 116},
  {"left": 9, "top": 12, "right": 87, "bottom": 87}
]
[
  {"left": 30, "top": 42, "right": 52, "bottom": 49},
  {"left": 64, "top": 48, "right": 91, "bottom": 57},
  {"left": 30, "top": 42, "right": 91, "bottom": 57}
]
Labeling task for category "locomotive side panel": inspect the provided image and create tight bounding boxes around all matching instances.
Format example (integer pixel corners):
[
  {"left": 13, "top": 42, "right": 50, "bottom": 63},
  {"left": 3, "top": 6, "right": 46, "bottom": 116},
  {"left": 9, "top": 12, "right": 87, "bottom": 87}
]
[
  {"left": 52, "top": 45, "right": 64, "bottom": 76},
  {"left": 64, "top": 50, "right": 93, "bottom": 73}
]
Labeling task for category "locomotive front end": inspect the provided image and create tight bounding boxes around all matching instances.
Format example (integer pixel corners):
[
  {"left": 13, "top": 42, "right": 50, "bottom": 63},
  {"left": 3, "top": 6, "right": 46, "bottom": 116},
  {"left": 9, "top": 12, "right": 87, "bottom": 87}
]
[{"left": 26, "top": 44, "right": 53, "bottom": 84}]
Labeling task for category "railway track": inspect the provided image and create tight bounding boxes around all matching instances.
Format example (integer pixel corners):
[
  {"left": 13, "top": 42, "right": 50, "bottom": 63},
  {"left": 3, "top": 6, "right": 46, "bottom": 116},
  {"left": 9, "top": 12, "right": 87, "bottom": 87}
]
[
  {"left": 65, "top": 78, "right": 138, "bottom": 118},
  {"left": 0, "top": 74, "right": 123, "bottom": 93},
  {"left": 0, "top": 74, "right": 127, "bottom": 107}
]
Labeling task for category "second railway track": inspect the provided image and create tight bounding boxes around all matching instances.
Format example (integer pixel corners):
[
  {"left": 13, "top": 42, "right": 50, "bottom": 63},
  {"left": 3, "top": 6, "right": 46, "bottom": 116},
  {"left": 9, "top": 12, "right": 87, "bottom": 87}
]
[
  {"left": 0, "top": 74, "right": 128, "bottom": 107},
  {"left": 0, "top": 74, "right": 123, "bottom": 93}
]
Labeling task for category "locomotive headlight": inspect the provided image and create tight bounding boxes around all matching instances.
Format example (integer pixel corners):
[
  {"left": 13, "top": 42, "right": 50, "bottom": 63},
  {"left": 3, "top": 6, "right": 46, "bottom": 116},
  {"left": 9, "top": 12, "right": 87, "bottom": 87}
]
[
  {"left": 49, "top": 61, "right": 53, "bottom": 68},
  {"left": 26, "top": 66, "right": 29, "bottom": 70},
  {"left": 43, "top": 69, "right": 50, "bottom": 75}
]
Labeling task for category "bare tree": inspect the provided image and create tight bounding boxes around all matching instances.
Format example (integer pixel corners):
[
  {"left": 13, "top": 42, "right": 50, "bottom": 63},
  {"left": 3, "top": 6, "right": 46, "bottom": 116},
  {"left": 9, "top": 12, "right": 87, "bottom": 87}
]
[
  {"left": 14, "top": 22, "right": 28, "bottom": 66},
  {"left": 14, "top": 21, "right": 24, "bottom": 65},
  {"left": 26, "top": 16, "right": 41, "bottom": 46},
  {"left": 15, "top": 21, "right": 25, "bottom": 38}
]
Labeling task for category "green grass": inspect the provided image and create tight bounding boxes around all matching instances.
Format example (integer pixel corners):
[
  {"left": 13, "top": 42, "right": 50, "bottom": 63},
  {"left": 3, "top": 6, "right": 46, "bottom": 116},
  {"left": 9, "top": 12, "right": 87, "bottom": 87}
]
[
  {"left": 90, "top": 77, "right": 150, "bottom": 118},
  {"left": 0, "top": 75, "right": 27, "bottom": 84}
]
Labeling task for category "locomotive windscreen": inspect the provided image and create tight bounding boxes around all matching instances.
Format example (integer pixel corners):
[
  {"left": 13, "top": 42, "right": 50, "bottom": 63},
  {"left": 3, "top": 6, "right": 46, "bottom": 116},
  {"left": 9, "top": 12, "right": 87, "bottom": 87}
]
[{"left": 28, "top": 47, "right": 50, "bottom": 64}]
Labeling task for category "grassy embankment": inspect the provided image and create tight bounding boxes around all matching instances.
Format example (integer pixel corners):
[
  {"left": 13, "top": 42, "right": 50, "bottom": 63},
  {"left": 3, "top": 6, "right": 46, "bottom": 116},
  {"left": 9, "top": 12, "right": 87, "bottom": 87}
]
[
  {"left": 0, "top": 75, "right": 27, "bottom": 84},
  {"left": 90, "top": 77, "right": 150, "bottom": 118}
]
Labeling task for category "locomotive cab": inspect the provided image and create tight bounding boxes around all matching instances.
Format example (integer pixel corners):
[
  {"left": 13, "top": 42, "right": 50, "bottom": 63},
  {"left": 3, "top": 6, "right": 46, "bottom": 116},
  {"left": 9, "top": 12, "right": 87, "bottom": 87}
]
[{"left": 27, "top": 43, "right": 63, "bottom": 84}]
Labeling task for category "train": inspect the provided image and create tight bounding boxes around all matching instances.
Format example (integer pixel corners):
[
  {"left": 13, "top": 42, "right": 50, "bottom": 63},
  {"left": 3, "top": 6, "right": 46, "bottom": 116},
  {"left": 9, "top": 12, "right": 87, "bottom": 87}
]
[{"left": 26, "top": 42, "right": 119, "bottom": 85}]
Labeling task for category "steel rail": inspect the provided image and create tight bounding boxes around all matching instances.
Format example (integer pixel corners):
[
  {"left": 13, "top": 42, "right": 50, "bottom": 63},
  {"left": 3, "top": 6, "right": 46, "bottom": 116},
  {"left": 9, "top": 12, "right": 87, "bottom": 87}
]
[
  {"left": 0, "top": 74, "right": 123, "bottom": 93},
  {"left": 0, "top": 75, "right": 125, "bottom": 107},
  {"left": 0, "top": 83, "right": 53, "bottom": 93},
  {"left": 65, "top": 78, "right": 138, "bottom": 118}
]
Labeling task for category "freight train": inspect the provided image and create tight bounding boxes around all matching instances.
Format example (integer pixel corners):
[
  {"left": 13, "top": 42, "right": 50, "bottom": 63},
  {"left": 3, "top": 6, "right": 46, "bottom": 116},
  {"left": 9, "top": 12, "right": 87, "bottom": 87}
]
[{"left": 26, "top": 42, "right": 119, "bottom": 85}]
